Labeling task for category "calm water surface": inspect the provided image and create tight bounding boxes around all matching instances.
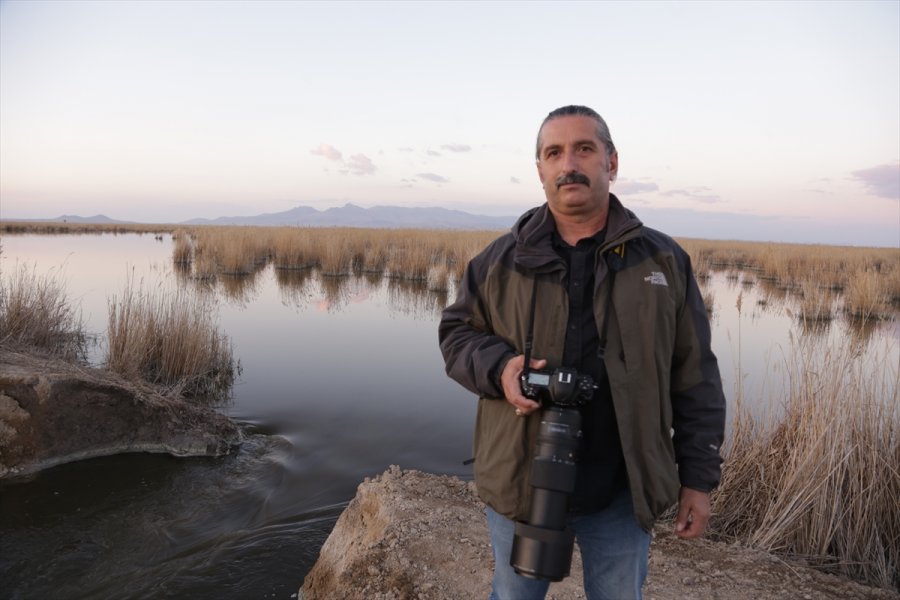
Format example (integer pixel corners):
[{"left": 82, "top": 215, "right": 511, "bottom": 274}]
[{"left": 0, "top": 233, "right": 896, "bottom": 599}]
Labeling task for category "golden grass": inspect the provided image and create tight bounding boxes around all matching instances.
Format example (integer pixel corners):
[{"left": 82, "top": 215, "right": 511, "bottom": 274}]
[
  {"left": 6, "top": 220, "right": 896, "bottom": 321},
  {"left": 678, "top": 238, "right": 899, "bottom": 322},
  {"left": 713, "top": 336, "right": 900, "bottom": 589},
  {"left": 1, "top": 221, "right": 175, "bottom": 235},
  {"left": 0, "top": 262, "right": 86, "bottom": 360},
  {"left": 106, "top": 276, "right": 239, "bottom": 401},
  {"left": 155, "top": 225, "right": 501, "bottom": 289}
]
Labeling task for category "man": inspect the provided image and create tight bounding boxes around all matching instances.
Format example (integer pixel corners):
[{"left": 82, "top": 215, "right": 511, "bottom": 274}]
[{"left": 438, "top": 105, "right": 725, "bottom": 600}]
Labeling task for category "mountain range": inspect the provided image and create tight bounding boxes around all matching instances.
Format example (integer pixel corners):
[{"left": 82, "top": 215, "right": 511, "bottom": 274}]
[
  {"left": 22, "top": 203, "right": 518, "bottom": 230},
  {"left": 181, "top": 203, "right": 517, "bottom": 229}
]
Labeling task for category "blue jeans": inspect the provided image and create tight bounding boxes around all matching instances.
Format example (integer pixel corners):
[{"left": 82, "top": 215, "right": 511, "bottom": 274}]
[{"left": 485, "top": 490, "right": 651, "bottom": 600}]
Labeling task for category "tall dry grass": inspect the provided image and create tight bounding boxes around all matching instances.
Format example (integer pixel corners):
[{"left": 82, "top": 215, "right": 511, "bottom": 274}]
[
  {"left": 169, "top": 226, "right": 501, "bottom": 289},
  {"left": 106, "top": 276, "right": 239, "bottom": 401},
  {"left": 712, "top": 335, "right": 900, "bottom": 589},
  {"left": 1, "top": 220, "right": 175, "bottom": 235},
  {"left": 0, "top": 262, "right": 86, "bottom": 359},
  {"left": 678, "top": 238, "right": 899, "bottom": 322}
]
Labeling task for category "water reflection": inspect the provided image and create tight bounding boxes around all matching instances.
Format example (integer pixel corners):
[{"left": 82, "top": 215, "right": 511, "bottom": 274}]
[
  {"left": 219, "top": 271, "right": 263, "bottom": 306},
  {"left": 387, "top": 278, "right": 448, "bottom": 320},
  {"left": 274, "top": 268, "right": 315, "bottom": 310}
]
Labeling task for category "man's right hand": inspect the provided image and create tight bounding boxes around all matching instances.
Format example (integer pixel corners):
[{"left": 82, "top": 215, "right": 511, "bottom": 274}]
[{"left": 500, "top": 355, "right": 546, "bottom": 416}]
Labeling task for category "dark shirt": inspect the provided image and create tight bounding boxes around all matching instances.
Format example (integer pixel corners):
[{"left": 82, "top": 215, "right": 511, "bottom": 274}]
[{"left": 552, "top": 230, "right": 627, "bottom": 514}]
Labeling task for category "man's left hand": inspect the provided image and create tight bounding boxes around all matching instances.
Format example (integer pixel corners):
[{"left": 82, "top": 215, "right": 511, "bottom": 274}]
[{"left": 674, "top": 487, "right": 711, "bottom": 539}]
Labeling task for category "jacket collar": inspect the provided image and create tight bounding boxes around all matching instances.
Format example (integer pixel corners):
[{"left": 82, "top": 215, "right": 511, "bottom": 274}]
[{"left": 512, "top": 194, "right": 643, "bottom": 270}]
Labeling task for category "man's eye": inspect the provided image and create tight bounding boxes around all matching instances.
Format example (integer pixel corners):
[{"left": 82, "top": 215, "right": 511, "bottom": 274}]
[
  {"left": 546, "top": 149, "right": 559, "bottom": 158},
  {"left": 579, "top": 145, "right": 594, "bottom": 153}
]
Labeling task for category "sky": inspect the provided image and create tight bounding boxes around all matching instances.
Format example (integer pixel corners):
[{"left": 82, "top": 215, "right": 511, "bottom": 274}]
[{"left": 1, "top": 0, "right": 898, "bottom": 246}]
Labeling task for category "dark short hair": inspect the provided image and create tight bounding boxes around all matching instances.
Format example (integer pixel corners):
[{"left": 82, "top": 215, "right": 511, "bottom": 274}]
[{"left": 535, "top": 105, "right": 616, "bottom": 160}]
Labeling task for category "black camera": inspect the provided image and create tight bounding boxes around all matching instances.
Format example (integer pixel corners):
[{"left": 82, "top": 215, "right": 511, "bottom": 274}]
[
  {"left": 520, "top": 367, "right": 597, "bottom": 407},
  {"left": 511, "top": 367, "right": 598, "bottom": 581}
]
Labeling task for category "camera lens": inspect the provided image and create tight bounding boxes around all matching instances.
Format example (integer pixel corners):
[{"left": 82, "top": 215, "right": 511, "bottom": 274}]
[{"left": 510, "top": 406, "right": 582, "bottom": 581}]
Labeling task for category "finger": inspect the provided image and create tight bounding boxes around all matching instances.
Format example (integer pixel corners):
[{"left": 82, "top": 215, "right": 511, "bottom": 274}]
[
  {"left": 530, "top": 358, "right": 548, "bottom": 370},
  {"left": 674, "top": 504, "right": 691, "bottom": 536}
]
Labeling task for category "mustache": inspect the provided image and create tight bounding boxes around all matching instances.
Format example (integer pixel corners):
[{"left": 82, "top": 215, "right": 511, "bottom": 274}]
[{"left": 555, "top": 172, "right": 591, "bottom": 189}]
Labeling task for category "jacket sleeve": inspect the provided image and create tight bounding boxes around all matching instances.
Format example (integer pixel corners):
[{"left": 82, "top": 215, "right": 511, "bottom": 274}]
[
  {"left": 670, "top": 250, "right": 726, "bottom": 492},
  {"left": 438, "top": 251, "right": 515, "bottom": 400}
]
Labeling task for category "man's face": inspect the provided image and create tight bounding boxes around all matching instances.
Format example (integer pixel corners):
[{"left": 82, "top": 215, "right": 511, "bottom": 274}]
[{"left": 535, "top": 114, "right": 618, "bottom": 219}]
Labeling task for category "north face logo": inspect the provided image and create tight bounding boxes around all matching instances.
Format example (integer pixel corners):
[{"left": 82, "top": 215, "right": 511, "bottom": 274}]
[{"left": 644, "top": 272, "right": 668, "bottom": 287}]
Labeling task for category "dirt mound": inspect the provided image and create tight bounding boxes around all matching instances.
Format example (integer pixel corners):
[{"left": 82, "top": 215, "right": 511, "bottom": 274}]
[{"left": 300, "top": 466, "right": 898, "bottom": 600}]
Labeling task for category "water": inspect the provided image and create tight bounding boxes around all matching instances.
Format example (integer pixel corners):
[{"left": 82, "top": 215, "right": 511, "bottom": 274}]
[{"left": 0, "top": 233, "right": 896, "bottom": 599}]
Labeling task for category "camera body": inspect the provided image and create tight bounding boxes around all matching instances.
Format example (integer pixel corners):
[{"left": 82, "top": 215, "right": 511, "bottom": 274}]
[
  {"left": 511, "top": 366, "right": 598, "bottom": 581},
  {"left": 520, "top": 367, "right": 597, "bottom": 407}
]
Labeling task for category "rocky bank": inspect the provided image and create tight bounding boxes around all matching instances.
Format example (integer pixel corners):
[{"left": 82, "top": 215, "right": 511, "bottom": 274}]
[
  {"left": 300, "top": 466, "right": 898, "bottom": 600},
  {"left": 0, "top": 349, "right": 242, "bottom": 479}
]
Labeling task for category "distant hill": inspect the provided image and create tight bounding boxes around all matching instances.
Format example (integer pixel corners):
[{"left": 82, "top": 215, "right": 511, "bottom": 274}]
[
  {"left": 3, "top": 214, "right": 130, "bottom": 224},
  {"left": 3, "top": 204, "right": 518, "bottom": 230},
  {"left": 181, "top": 203, "right": 516, "bottom": 230}
]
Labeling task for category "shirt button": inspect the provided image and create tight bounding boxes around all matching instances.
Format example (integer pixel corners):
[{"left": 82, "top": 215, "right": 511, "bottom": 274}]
[{"left": 570, "top": 325, "right": 577, "bottom": 331}]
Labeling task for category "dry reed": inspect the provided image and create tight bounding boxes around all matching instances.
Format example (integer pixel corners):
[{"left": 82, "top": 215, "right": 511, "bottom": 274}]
[
  {"left": 0, "top": 262, "right": 86, "bottom": 359},
  {"left": 712, "top": 335, "right": 900, "bottom": 589},
  {"left": 172, "top": 230, "right": 194, "bottom": 265},
  {"left": 106, "top": 276, "right": 238, "bottom": 401},
  {"left": 678, "top": 238, "right": 898, "bottom": 321}
]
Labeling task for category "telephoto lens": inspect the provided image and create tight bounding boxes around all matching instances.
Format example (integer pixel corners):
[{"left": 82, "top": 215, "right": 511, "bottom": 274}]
[{"left": 510, "top": 405, "right": 582, "bottom": 581}]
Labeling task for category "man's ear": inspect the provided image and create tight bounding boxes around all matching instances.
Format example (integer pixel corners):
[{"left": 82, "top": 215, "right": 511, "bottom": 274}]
[
  {"left": 536, "top": 160, "right": 545, "bottom": 185},
  {"left": 608, "top": 151, "right": 619, "bottom": 181}
]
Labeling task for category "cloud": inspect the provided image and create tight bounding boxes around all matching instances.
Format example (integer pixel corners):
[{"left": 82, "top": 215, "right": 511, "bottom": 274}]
[
  {"left": 311, "top": 143, "right": 343, "bottom": 161},
  {"left": 660, "top": 187, "right": 723, "bottom": 204},
  {"left": 416, "top": 172, "right": 449, "bottom": 183},
  {"left": 427, "top": 150, "right": 442, "bottom": 157},
  {"left": 347, "top": 154, "right": 376, "bottom": 176},
  {"left": 510, "top": 176, "right": 521, "bottom": 184},
  {"left": 311, "top": 144, "right": 377, "bottom": 175},
  {"left": 851, "top": 162, "right": 900, "bottom": 200},
  {"left": 441, "top": 143, "right": 472, "bottom": 153},
  {"left": 614, "top": 179, "right": 659, "bottom": 195},
  {"left": 398, "top": 147, "right": 414, "bottom": 153}
]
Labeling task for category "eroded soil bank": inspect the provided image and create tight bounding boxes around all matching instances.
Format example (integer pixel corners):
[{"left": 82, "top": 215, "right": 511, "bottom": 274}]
[
  {"left": 301, "top": 467, "right": 898, "bottom": 600},
  {"left": 0, "top": 349, "right": 241, "bottom": 479}
]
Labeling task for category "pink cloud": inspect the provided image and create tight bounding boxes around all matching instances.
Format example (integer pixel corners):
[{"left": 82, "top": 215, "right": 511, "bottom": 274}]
[
  {"left": 347, "top": 154, "right": 376, "bottom": 176},
  {"left": 311, "top": 144, "right": 343, "bottom": 161}
]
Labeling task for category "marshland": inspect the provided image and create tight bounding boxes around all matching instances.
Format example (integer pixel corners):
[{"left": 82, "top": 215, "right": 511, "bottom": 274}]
[{"left": 1, "top": 222, "right": 897, "bottom": 598}]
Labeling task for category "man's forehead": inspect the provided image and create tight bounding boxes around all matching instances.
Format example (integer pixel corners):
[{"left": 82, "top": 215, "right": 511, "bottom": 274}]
[{"left": 539, "top": 115, "right": 601, "bottom": 144}]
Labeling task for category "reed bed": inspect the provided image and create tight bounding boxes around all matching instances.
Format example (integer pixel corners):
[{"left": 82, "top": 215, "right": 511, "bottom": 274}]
[
  {"left": 712, "top": 336, "right": 900, "bottom": 589},
  {"left": 796, "top": 277, "right": 837, "bottom": 323},
  {"left": 12, "top": 221, "right": 893, "bottom": 317},
  {"left": 172, "top": 230, "right": 194, "bottom": 265},
  {"left": 106, "top": 276, "right": 238, "bottom": 401},
  {"left": 168, "top": 227, "right": 896, "bottom": 323},
  {"left": 1, "top": 220, "right": 175, "bottom": 235},
  {"left": 0, "top": 262, "right": 86, "bottom": 360},
  {"left": 167, "top": 226, "right": 500, "bottom": 289},
  {"left": 678, "top": 238, "right": 899, "bottom": 321}
]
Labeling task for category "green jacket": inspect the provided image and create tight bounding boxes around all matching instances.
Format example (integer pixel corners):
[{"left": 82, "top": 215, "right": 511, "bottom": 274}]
[{"left": 438, "top": 196, "right": 725, "bottom": 530}]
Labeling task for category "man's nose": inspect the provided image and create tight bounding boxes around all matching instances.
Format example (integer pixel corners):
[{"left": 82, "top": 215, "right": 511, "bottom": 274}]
[{"left": 562, "top": 151, "right": 579, "bottom": 172}]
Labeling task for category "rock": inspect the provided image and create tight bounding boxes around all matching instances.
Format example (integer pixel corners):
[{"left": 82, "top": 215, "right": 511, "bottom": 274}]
[
  {"left": 300, "top": 467, "right": 899, "bottom": 600},
  {"left": 0, "top": 349, "right": 242, "bottom": 479}
]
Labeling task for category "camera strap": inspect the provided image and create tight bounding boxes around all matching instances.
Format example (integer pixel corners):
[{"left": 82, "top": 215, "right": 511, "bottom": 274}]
[{"left": 522, "top": 276, "right": 539, "bottom": 377}]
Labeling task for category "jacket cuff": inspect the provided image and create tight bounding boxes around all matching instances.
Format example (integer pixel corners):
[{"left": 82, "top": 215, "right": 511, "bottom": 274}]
[
  {"left": 679, "top": 467, "right": 719, "bottom": 493},
  {"left": 490, "top": 352, "right": 517, "bottom": 397}
]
